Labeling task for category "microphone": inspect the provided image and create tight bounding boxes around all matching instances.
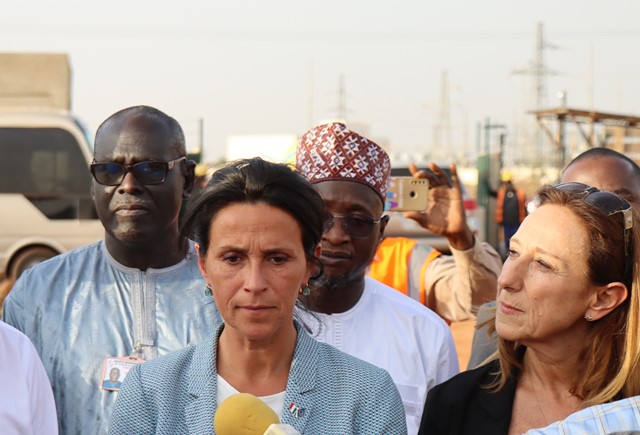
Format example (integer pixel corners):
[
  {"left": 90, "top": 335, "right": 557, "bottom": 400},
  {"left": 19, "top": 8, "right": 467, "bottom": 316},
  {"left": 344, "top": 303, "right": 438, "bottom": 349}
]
[{"left": 214, "top": 393, "right": 280, "bottom": 435}]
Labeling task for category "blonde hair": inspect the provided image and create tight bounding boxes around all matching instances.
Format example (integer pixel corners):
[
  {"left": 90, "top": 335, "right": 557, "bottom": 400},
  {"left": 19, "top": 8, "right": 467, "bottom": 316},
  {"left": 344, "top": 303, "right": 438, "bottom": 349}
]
[{"left": 488, "top": 185, "right": 640, "bottom": 406}]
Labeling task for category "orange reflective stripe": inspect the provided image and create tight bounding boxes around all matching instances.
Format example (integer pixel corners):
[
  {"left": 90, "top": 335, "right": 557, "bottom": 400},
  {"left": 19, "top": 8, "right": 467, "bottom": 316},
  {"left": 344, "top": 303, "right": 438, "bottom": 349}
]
[
  {"left": 369, "top": 237, "right": 417, "bottom": 294},
  {"left": 370, "top": 237, "right": 442, "bottom": 306},
  {"left": 496, "top": 187, "right": 526, "bottom": 223},
  {"left": 495, "top": 187, "right": 505, "bottom": 223},
  {"left": 419, "top": 250, "right": 441, "bottom": 305}
]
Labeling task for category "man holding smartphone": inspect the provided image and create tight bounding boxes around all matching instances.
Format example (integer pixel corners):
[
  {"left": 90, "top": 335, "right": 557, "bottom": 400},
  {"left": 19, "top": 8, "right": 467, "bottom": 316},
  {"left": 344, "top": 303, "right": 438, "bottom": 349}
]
[
  {"left": 2, "top": 106, "right": 221, "bottom": 434},
  {"left": 370, "top": 161, "right": 502, "bottom": 322},
  {"left": 295, "top": 122, "right": 501, "bottom": 434}
]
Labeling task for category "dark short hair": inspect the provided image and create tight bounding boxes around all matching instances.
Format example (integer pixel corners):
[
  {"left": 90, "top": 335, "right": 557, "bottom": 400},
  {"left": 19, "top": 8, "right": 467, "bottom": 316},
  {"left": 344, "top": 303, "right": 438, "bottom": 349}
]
[
  {"left": 565, "top": 148, "right": 640, "bottom": 183},
  {"left": 181, "top": 157, "right": 324, "bottom": 266},
  {"left": 95, "top": 105, "right": 186, "bottom": 156}
]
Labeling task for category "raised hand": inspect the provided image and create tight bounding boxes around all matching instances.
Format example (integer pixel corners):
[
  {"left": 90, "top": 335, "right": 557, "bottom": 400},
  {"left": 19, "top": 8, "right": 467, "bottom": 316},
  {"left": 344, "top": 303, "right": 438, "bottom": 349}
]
[{"left": 403, "top": 162, "right": 475, "bottom": 250}]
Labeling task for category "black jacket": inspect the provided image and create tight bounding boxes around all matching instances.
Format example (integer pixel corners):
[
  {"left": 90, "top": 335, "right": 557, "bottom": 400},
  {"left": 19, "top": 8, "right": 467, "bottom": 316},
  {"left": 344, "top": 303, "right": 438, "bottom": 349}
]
[{"left": 418, "top": 360, "right": 518, "bottom": 435}]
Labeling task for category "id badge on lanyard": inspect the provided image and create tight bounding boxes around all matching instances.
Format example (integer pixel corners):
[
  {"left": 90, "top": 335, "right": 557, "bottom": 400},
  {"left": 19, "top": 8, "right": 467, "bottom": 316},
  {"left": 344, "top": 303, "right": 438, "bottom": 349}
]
[{"left": 100, "top": 356, "right": 145, "bottom": 391}]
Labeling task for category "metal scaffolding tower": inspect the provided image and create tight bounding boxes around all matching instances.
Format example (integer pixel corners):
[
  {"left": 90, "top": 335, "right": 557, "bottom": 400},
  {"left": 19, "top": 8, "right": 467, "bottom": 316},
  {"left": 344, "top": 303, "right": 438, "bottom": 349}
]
[
  {"left": 512, "top": 22, "right": 559, "bottom": 164},
  {"left": 433, "top": 71, "right": 452, "bottom": 159}
]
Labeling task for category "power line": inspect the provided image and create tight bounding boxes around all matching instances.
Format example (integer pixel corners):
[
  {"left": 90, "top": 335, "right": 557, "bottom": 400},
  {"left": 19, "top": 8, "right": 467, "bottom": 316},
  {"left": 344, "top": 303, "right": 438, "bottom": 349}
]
[{"left": 1, "top": 24, "right": 639, "bottom": 42}]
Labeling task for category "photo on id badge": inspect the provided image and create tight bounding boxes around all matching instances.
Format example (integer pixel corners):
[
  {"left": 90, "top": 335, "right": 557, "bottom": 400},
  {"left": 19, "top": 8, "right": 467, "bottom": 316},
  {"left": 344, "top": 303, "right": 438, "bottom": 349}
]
[{"left": 100, "top": 356, "right": 144, "bottom": 391}]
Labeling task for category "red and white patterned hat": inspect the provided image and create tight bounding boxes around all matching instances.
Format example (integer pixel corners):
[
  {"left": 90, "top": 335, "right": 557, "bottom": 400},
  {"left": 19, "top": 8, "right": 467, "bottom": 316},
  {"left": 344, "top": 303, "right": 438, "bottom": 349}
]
[{"left": 296, "top": 122, "right": 391, "bottom": 202}]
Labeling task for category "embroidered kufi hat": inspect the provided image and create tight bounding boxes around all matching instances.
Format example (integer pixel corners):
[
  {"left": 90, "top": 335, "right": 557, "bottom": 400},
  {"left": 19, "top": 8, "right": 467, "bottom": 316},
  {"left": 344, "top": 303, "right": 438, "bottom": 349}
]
[{"left": 296, "top": 122, "right": 391, "bottom": 202}]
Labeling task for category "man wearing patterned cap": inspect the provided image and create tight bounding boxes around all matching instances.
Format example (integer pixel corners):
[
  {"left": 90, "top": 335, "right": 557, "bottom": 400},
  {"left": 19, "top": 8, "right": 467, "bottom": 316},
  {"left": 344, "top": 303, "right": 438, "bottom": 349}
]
[{"left": 295, "top": 122, "right": 500, "bottom": 434}]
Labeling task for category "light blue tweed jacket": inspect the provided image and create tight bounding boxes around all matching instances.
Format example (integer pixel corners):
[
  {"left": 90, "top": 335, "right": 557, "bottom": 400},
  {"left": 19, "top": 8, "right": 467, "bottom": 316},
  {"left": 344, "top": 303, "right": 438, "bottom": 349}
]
[{"left": 109, "top": 322, "right": 407, "bottom": 434}]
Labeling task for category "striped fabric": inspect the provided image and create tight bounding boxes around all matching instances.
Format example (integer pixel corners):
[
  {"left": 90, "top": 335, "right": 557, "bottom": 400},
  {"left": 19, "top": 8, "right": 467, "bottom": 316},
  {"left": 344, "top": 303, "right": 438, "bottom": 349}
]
[
  {"left": 109, "top": 322, "right": 407, "bottom": 434},
  {"left": 525, "top": 396, "right": 640, "bottom": 435}
]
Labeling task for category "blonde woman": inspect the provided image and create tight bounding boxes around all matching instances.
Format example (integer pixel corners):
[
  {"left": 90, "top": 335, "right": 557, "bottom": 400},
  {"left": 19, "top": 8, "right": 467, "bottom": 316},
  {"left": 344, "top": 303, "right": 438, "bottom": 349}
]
[{"left": 420, "top": 183, "right": 640, "bottom": 435}]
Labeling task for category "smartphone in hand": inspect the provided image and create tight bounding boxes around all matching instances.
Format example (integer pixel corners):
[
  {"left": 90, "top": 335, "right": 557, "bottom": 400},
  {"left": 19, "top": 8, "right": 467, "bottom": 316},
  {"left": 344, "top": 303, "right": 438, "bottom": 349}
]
[{"left": 385, "top": 177, "right": 429, "bottom": 212}]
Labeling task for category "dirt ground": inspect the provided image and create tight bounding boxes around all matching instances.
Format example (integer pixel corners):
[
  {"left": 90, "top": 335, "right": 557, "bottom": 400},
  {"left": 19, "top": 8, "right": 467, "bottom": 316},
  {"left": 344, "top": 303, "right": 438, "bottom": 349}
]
[{"left": 450, "top": 319, "right": 476, "bottom": 370}]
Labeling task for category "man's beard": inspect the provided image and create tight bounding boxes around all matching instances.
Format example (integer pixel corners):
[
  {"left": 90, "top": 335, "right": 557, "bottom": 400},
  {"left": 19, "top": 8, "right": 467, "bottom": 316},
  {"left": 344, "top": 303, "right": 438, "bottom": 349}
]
[{"left": 318, "top": 268, "right": 365, "bottom": 292}]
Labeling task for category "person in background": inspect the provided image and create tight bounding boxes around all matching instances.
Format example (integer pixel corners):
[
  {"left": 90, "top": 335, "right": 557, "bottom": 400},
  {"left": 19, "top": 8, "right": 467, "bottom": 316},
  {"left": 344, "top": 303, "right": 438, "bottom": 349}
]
[
  {"left": 0, "top": 320, "right": 58, "bottom": 435},
  {"left": 2, "top": 105, "right": 221, "bottom": 434},
  {"left": 295, "top": 122, "right": 458, "bottom": 434},
  {"left": 369, "top": 162, "right": 501, "bottom": 322},
  {"left": 494, "top": 170, "right": 526, "bottom": 254},
  {"left": 467, "top": 147, "right": 640, "bottom": 370},
  {"left": 109, "top": 158, "right": 407, "bottom": 434},
  {"left": 420, "top": 183, "right": 640, "bottom": 434},
  {"left": 561, "top": 147, "right": 640, "bottom": 207}
]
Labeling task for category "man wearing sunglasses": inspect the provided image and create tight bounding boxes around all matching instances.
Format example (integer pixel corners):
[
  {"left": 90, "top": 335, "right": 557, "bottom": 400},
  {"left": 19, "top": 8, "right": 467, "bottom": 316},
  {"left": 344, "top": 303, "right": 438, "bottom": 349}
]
[
  {"left": 295, "top": 122, "right": 501, "bottom": 434},
  {"left": 2, "top": 106, "right": 221, "bottom": 434}
]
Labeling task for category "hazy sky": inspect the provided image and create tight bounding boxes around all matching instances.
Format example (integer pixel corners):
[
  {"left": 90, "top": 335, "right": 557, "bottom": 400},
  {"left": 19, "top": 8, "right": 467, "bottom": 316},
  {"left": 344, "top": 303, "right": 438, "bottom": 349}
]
[{"left": 3, "top": 0, "right": 639, "bottom": 162}]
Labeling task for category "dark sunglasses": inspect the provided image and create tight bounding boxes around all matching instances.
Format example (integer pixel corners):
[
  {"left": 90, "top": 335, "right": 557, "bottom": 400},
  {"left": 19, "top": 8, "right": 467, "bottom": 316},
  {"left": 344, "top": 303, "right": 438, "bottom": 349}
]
[
  {"left": 554, "top": 182, "right": 633, "bottom": 229},
  {"left": 555, "top": 182, "right": 633, "bottom": 280},
  {"left": 90, "top": 157, "right": 186, "bottom": 186},
  {"left": 323, "top": 212, "right": 381, "bottom": 239}
]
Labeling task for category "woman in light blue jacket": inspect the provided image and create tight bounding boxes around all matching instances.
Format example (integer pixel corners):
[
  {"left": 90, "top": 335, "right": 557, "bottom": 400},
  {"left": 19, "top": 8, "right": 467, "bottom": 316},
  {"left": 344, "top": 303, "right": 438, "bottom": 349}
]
[{"left": 109, "top": 158, "right": 406, "bottom": 434}]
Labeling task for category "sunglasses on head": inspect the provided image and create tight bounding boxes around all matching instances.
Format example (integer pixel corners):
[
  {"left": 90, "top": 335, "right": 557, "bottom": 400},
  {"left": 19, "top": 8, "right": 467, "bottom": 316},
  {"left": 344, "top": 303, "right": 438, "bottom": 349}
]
[
  {"left": 554, "top": 182, "right": 633, "bottom": 280},
  {"left": 90, "top": 157, "right": 186, "bottom": 186},
  {"left": 322, "top": 212, "right": 381, "bottom": 239},
  {"left": 554, "top": 182, "right": 633, "bottom": 229}
]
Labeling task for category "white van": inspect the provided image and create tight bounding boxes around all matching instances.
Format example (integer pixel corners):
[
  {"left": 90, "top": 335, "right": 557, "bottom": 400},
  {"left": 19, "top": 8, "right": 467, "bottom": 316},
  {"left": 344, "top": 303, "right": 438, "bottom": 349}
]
[{"left": 0, "top": 110, "right": 103, "bottom": 281}]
